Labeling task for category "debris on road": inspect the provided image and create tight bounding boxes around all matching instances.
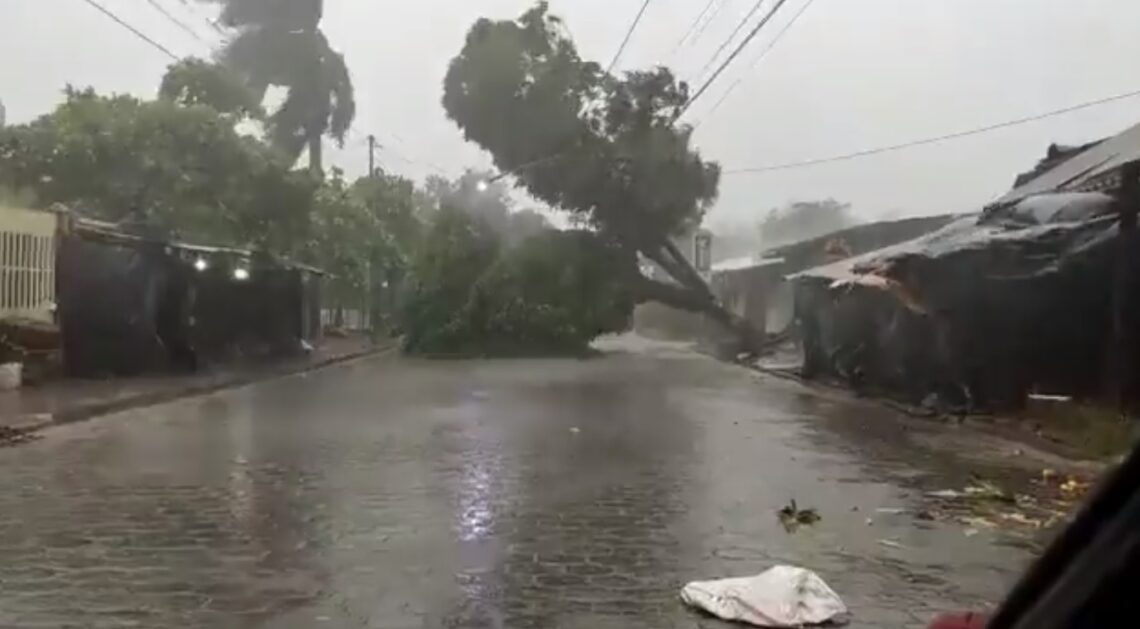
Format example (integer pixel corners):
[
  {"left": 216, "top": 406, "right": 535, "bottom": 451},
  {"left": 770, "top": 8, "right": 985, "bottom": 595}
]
[
  {"left": 680, "top": 565, "right": 848, "bottom": 627},
  {"left": 922, "top": 473, "right": 1080, "bottom": 537},
  {"left": 778, "top": 500, "right": 821, "bottom": 532},
  {"left": 0, "top": 425, "right": 40, "bottom": 447}
]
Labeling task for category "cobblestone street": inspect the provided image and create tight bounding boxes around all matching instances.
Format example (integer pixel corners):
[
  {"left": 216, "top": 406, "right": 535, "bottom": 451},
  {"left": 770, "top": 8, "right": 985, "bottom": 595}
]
[{"left": 0, "top": 337, "right": 1034, "bottom": 628}]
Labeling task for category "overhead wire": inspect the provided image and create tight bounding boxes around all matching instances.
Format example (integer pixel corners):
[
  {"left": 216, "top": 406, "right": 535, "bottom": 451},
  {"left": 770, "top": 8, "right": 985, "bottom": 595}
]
[
  {"left": 174, "top": 0, "right": 228, "bottom": 35},
  {"left": 676, "top": 0, "right": 791, "bottom": 120},
  {"left": 346, "top": 128, "right": 449, "bottom": 176},
  {"left": 693, "top": 0, "right": 766, "bottom": 82},
  {"left": 668, "top": 0, "right": 717, "bottom": 54},
  {"left": 144, "top": 0, "right": 208, "bottom": 43},
  {"left": 723, "top": 87, "right": 1140, "bottom": 175},
  {"left": 489, "top": 0, "right": 660, "bottom": 183},
  {"left": 606, "top": 0, "right": 654, "bottom": 73},
  {"left": 687, "top": 0, "right": 732, "bottom": 49},
  {"left": 692, "top": 0, "right": 818, "bottom": 128},
  {"left": 77, "top": 1, "right": 441, "bottom": 181},
  {"left": 79, "top": 0, "right": 180, "bottom": 60}
]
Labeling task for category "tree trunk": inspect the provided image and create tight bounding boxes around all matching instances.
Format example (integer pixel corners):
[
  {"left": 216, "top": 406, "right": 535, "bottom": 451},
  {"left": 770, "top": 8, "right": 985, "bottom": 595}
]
[
  {"left": 308, "top": 132, "right": 323, "bottom": 175},
  {"left": 621, "top": 241, "right": 764, "bottom": 353}
]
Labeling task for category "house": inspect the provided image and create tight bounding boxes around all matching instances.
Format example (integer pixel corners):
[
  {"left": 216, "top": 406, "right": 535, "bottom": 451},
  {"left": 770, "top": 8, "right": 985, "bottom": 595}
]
[
  {"left": 709, "top": 255, "right": 786, "bottom": 337},
  {"left": 787, "top": 119, "right": 1140, "bottom": 411},
  {"left": 57, "top": 214, "right": 325, "bottom": 377}
]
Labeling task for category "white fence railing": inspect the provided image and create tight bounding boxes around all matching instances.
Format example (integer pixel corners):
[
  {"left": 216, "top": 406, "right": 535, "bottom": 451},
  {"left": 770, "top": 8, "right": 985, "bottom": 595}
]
[{"left": 0, "top": 207, "right": 57, "bottom": 323}]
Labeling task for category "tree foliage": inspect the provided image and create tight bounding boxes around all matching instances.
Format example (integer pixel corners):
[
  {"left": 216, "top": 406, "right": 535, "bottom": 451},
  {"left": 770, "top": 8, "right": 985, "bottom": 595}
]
[
  {"left": 0, "top": 87, "right": 312, "bottom": 249},
  {"left": 159, "top": 58, "right": 263, "bottom": 120},
  {"left": 423, "top": 170, "right": 552, "bottom": 244},
  {"left": 443, "top": 4, "right": 718, "bottom": 242},
  {"left": 400, "top": 207, "right": 632, "bottom": 356},
  {"left": 196, "top": 0, "right": 354, "bottom": 173},
  {"left": 441, "top": 3, "right": 752, "bottom": 343}
]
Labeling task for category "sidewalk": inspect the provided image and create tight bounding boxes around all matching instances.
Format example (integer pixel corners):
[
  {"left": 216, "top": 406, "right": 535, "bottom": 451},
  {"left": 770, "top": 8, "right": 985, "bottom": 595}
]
[{"left": 0, "top": 335, "right": 390, "bottom": 436}]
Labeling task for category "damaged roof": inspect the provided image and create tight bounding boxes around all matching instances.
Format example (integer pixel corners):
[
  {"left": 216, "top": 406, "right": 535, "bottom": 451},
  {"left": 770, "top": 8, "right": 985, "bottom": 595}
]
[
  {"left": 791, "top": 192, "right": 1117, "bottom": 286},
  {"left": 997, "top": 119, "right": 1140, "bottom": 205}
]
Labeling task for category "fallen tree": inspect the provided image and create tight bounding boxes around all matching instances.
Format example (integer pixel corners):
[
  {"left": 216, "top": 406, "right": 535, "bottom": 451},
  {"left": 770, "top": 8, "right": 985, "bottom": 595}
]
[
  {"left": 399, "top": 207, "right": 633, "bottom": 356},
  {"left": 441, "top": 2, "right": 761, "bottom": 349}
]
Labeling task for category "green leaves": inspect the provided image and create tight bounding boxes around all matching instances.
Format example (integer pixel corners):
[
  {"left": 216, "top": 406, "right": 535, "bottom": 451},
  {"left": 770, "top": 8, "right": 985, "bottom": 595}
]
[
  {"left": 399, "top": 207, "right": 633, "bottom": 357},
  {"left": 0, "top": 88, "right": 309, "bottom": 248},
  {"left": 442, "top": 3, "right": 720, "bottom": 244},
  {"left": 159, "top": 58, "right": 264, "bottom": 120}
]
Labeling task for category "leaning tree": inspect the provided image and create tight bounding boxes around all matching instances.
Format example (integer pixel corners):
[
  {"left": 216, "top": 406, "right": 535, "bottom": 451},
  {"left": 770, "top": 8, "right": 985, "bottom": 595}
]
[
  {"left": 442, "top": 2, "right": 757, "bottom": 345},
  {"left": 195, "top": 0, "right": 355, "bottom": 174}
]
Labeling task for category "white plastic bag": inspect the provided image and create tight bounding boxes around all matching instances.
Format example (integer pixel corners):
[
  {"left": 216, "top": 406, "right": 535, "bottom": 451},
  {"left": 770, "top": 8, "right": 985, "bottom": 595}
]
[{"left": 680, "top": 565, "right": 848, "bottom": 627}]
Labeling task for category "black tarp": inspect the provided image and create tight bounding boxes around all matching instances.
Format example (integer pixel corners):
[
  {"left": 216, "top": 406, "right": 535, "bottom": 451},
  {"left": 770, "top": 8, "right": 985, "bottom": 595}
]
[
  {"left": 191, "top": 266, "right": 309, "bottom": 362},
  {"left": 59, "top": 229, "right": 323, "bottom": 377},
  {"left": 57, "top": 234, "right": 180, "bottom": 377}
]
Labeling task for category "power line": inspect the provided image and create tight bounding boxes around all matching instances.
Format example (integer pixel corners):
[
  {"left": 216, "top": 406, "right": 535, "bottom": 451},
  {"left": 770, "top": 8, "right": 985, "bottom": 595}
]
[
  {"left": 144, "top": 0, "right": 207, "bottom": 43},
  {"left": 606, "top": 0, "right": 654, "bottom": 74},
  {"left": 694, "top": 0, "right": 818, "bottom": 127},
  {"left": 79, "top": 0, "right": 180, "bottom": 60},
  {"left": 723, "top": 87, "right": 1140, "bottom": 175},
  {"left": 669, "top": 0, "right": 717, "bottom": 54},
  {"left": 688, "top": 0, "right": 732, "bottom": 49},
  {"left": 677, "top": 0, "right": 790, "bottom": 119},
  {"left": 693, "top": 0, "right": 766, "bottom": 82},
  {"left": 174, "top": 0, "right": 227, "bottom": 34}
]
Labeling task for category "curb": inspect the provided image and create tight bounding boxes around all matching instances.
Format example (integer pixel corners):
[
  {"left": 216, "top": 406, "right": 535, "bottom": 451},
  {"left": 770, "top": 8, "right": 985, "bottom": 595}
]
[{"left": 7, "top": 342, "right": 397, "bottom": 438}]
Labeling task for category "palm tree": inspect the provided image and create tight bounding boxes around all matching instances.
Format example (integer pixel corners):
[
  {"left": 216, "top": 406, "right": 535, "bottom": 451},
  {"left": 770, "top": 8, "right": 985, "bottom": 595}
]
[{"left": 197, "top": 0, "right": 355, "bottom": 173}]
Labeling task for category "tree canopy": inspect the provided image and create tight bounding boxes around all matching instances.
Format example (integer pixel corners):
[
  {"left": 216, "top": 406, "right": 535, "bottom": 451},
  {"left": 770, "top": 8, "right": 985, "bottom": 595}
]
[
  {"left": 424, "top": 170, "right": 553, "bottom": 244},
  {"left": 158, "top": 58, "right": 263, "bottom": 120},
  {"left": 442, "top": 3, "right": 719, "bottom": 241},
  {"left": 400, "top": 206, "right": 631, "bottom": 356},
  {"left": 441, "top": 2, "right": 750, "bottom": 342},
  {"left": 0, "top": 86, "right": 312, "bottom": 249},
  {"left": 195, "top": 0, "right": 354, "bottom": 173}
]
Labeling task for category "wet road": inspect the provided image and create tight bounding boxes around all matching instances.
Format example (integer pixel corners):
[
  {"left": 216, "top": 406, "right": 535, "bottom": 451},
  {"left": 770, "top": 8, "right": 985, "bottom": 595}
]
[{"left": 0, "top": 336, "right": 1033, "bottom": 628}]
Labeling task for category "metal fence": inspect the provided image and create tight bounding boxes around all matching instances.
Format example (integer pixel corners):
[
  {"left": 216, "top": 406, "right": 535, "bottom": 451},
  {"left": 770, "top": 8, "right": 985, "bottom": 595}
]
[
  {"left": 321, "top": 308, "right": 370, "bottom": 331},
  {"left": 0, "top": 207, "right": 57, "bottom": 323}
]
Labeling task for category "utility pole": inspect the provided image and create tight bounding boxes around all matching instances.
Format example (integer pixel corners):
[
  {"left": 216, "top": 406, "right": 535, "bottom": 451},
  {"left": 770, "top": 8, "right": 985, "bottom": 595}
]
[
  {"left": 365, "top": 134, "right": 378, "bottom": 331},
  {"left": 367, "top": 134, "right": 377, "bottom": 178}
]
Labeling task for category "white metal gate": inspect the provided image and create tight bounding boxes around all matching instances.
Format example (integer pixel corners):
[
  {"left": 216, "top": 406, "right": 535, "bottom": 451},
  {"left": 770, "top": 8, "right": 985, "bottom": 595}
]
[{"left": 0, "top": 206, "right": 58, "bottom": 323}]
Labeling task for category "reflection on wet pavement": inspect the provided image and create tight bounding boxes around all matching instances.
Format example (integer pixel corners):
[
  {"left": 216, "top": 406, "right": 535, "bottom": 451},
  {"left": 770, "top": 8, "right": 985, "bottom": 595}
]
[{"left": 0, "top": 336, "right": 1032, "bottom": 628}]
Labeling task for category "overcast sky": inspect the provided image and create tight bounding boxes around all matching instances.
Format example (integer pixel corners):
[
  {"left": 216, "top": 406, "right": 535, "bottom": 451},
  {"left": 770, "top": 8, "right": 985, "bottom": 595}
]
[{"left": 4, "top": 0, "right": 1140, "bottom": 231}]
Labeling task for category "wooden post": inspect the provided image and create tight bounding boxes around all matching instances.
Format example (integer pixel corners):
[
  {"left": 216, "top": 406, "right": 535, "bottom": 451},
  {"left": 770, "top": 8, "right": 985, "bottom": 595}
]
[{"left": 1113, "top": 162, "right": 1140, "bottom": 416}]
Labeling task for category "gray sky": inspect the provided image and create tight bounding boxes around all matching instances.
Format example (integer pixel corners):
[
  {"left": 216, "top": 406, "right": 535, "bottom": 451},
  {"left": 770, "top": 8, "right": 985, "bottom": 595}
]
[{"left": 4, "top": 0, "right": 1140, "bottom": 231}]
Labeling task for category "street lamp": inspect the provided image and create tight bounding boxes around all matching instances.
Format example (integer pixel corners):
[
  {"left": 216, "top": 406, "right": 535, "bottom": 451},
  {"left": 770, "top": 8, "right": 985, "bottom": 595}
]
[{"left": 193, "top": 258, "right": 209, "bottom": 272}]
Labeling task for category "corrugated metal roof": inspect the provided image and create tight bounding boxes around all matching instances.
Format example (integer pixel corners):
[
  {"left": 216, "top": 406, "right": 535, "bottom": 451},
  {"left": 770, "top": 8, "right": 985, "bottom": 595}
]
[{"left": 997, "top": 119, "right": 1140, "bottom": 205}]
